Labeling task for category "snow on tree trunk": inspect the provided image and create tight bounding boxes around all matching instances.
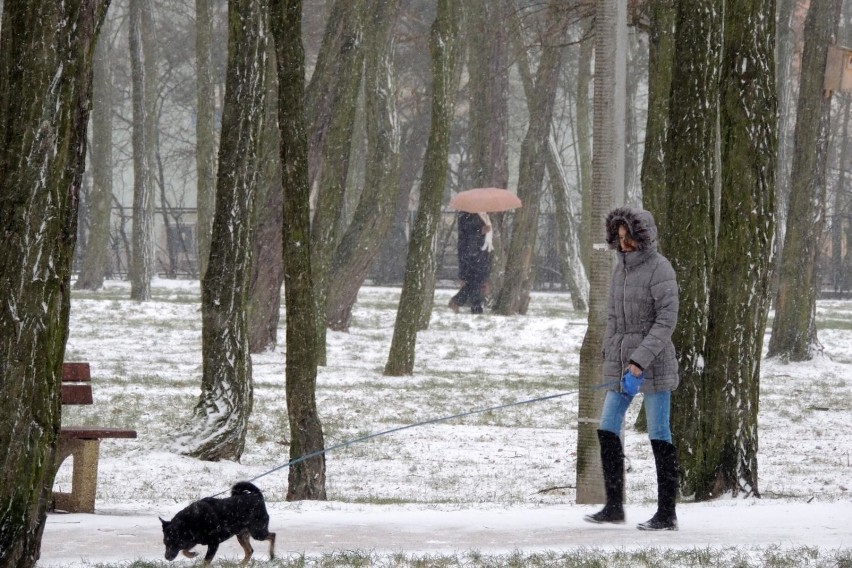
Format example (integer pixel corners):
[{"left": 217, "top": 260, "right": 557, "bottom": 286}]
[
  {"left": 664, "top": 0, "right": 722, "bottom": 498},
  {"left": 768, "top": 0, "right": 842, "bottom": 362},
  {"left": 0, "top": 2, "right": 109, "bottom": 565},
  {"left": 325, "top": 0, "right": 402, "bottom": 333},
  {"left": 270, "top": 0, "right": 327, "bottom": 500},
  {"left": 175, "top": 0, "right": 267, "bottom": 462},
  {"left": 576, "top": 0, "right": 625, "bottom": 505},
  {"left": 384, "top": 0, "right": 459, "bottom": 376},
  {"left": 699, "top": 0, "right": 777, "bottom": 500},
  {"left": 493, "top": 5, "right": 565, "bottom": 316}
]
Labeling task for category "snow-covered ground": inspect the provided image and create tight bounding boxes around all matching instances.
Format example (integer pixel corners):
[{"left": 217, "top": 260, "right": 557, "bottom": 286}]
[{"left": 39, "top": 279, "right": 852, "bottom": 566}]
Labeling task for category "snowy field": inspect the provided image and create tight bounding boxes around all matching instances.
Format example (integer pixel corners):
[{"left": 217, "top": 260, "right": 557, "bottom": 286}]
[{"left": 40, "top": 279, "right": 852, "bottom": 566}]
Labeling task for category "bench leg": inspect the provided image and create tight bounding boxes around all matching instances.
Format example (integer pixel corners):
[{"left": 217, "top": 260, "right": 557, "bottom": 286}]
[{"left": 53, "top": 438, "right": 100, "bottom": 513}]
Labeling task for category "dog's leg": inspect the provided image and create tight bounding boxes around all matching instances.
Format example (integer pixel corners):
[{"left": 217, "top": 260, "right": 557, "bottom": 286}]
[
  {"left": 237, "top": 530, "right": 254, "bottom": 565},
  {"left": 266, "top": 532, "right": 276, "bottom": 560},
  {"left": 202, "top": 542, "right": 219, "bottom": 567},
  {"left": 181, "top": 548, "right": 198, "bottom": 559}
]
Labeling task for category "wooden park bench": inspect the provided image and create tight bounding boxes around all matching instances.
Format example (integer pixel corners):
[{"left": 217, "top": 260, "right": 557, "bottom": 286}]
[{"left": 52, "top": 362, "right": 137, "bottom": 513}]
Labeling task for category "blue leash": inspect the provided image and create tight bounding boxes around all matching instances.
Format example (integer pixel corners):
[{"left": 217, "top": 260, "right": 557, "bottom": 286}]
[{"left": 210, "top": 389, "right": 582, "bottom": 498}]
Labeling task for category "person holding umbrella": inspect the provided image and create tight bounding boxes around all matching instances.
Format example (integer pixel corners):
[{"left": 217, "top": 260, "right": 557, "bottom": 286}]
[
  {"left": 448, "top": 212, "right": 492, "bottom": 314},
  {"left": 583, "top": 206, "right": 680, "bottom": 531}
]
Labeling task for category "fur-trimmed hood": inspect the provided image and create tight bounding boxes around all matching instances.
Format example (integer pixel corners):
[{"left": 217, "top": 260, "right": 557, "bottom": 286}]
[{"left": 605, "top": 206, "right": 659, "bottom": 251}]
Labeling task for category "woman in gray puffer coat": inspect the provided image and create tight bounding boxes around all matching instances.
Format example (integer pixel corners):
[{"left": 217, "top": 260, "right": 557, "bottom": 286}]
[{"left": 583, "top": 206, "right": 680, "bottom": 531}]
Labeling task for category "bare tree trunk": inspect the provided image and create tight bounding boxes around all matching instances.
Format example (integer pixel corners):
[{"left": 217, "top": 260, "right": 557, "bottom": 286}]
[
  {"left": 129, "top": 0, "right": 153, "bottom": 300},
  {"left": 665, "top": 0, "right": 722, "bottom": 497},
  {"left": 703, "top": 0, "right": 776, "bottom": 499},
  {"left": 576, "top": 23, "right": 593, "bottom": 273},
  {"left": 768, "top": 0, "right": 842, "bottom": 361},
  {"left": 175, "top": 0, "right": 268, "bottom": 461},
  {"left": 196, "top": 0, "right": 217, "bottom": 280},
  {"left": 326, "top": 0, "right": 402, "bottom": 332},
  {"left": 75, "top": 18, "right": 114, "bottom": 290},
  {"left": 833, "top": 96, "right": 851, "bottom": 292},
  {"left": 270, "top": 0, "right": 327, "bottom": 500},
  {"left": 0, "top": 2, "right": 109, "bottom": 565},
  {"left": 575, "top": 0, "right": 625, "bottom": 505},
  {"left": 493, "top": 5, "right": 565, "bottom": 316},
  {"left": 384, "top": 0, "right": 460, "bottom": 376},
  {"left": 311, "top": 0, "right": 366, "bottom": 365}
]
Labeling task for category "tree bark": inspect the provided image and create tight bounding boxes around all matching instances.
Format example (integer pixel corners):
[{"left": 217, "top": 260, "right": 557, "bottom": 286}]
[
  {"left": 196, "top": 0, "right": 217, "bottom": 280},
  {"left": 384, "top": 0, "right": 460, "bottom": 376},
  {"left": 664, "top": 0, "right": 722, "bottom": 498},
  {"left": 326, "top": 0, "right": 402, "bottom": 332},
  {"left": 176, "top": 0, "right": 268, "bottom": 461},
  {"left": 575, "top": 0, "right": 625, "bottom": 505},
  {"left": 768, "top": 0, "right": 842, "bottom": 361},
  {"left": 75, "top": 18, "right": 114, "bottom": 290},
  {"left": 833, "top": 96, "right": 851, "bottom": 292},
  {"left": 493, "top": 5, "right": 565, "bottom": 316},
  {"left": 310, "top": 0, "right": 366, "bottom": 365},
  {"left": 270, "top": 0, "right": 327, "bottom": 500},
  {"left": 702, "top": 0, "right": 776, "bottom": 499},
  {"left": 129, "top": 0, "right": 153, "bottom": 300},
  {"left": 576, "top": 23, "right": 593, "bottom": 274},
  {"left": 0, "top": 2, "right": 109, "bottom": 565}
]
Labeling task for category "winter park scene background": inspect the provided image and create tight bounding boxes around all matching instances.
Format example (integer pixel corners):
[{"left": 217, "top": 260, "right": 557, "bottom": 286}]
[
  {"left": 4, "top": 0, "right": 852, "bottom": 567},
  {"left": 41, "top": 280, "right": 851, "bottom": 567}
]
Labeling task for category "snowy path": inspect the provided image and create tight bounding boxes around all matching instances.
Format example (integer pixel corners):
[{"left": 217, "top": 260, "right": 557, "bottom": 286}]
[{"left": 38, "top": 501, "right": 851, "bottom": 566}]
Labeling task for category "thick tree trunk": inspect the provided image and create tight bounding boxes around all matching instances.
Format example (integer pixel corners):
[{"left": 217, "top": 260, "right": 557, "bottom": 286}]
[
  {"left": 384, "top": 0, "right": 459, "bottom": 376},
  {"left": 129, "top": 0, "right": 153, "bottom": 300},
  {"left": 326, "top": 0, "right": 402, "bottom": 332},
  {"left": 768, "top": 0, "right": 842, "bottom": 361},
  {"left": 176, "top": 0, "right": 268, "bottom": 461},
  {"left": 75, "top": 19, "right": 114, "bottom": 290},
  {"left": 665, "top": 0, "right": 722, "bottom": 498},
  {"left": 575, "top": 0, "right": 625, "bottom": 505},
  {"left": 493, "top": 6, "right": 565, "bottom": 316},
  {"left": 639, "top": 0, "right": 675, "bottom": 239},
  {"left": 703, "top": 0, "right": 776, "bottom": 499},
  {"left": 0, "top": 2, "right": 109, "bottom": 565},
  {"left": 271, "top": 0, "right": 327, "bottom": 500},
  {"left": 310, "top": 0, "right": 366, "bottom": 365},
  {"left": 196, "top": 0, "right": 217, "bottom": 280}
]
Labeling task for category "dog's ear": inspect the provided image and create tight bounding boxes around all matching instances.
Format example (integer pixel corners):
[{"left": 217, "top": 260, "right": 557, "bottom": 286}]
[{"left": 159, "top": 517, "right": 170, "bottom": 528}]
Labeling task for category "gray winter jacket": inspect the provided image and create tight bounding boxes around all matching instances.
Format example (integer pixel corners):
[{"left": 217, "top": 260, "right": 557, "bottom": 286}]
[{"left": 602, "top": 207, "right": 679, "bottom": 394}]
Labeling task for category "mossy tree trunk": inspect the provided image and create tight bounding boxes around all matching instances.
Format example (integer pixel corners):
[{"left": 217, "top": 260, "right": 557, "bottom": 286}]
[
  {"left": 0, "top": 2, "right": 110, "bottom": 565},
  {"left": 75, "top": 19, "right": 114, "bottom": 291},
  {"left": 310, "top": 0, "right": 366, "bottom": 365},
  {"left": 176, "top": 0, "right": 268, "bottom": 462},
  {"left": 767, "top": 0, "right": 842, "bottom": 361},
  {"left": 664, "top": 0, "right": 722, "bottom": 498},
  {"left": 384, "top": 0, "right": 459, "bottom": 376},
  {"left": 270, "top": 0, "right": 327, "bottom": 500},
  {"left": 196, "top": 0, "right": 217, "bottom": 280},
  {"left": 702, "top": 0, "right": 777, "bottom": 499},
  {"left": 493, "top": 4, "right": 565, "bottom": 316},
  {"left": 326, "top": 0, "right": 402, "bottom": 332}
]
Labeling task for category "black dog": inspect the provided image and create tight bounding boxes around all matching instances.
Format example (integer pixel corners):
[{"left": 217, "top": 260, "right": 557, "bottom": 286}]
[{"left": 160, "top": 481, "right": 275, "bottom": 566}]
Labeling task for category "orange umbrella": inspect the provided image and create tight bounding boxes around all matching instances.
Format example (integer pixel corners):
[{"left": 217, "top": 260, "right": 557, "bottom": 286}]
[{"left": 448, "top": 187, "right": 522, "bottom": 213}]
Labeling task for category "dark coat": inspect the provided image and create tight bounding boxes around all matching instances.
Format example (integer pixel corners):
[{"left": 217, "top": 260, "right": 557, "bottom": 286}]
[
  {"left": 602, "top": 207, "right": 679, "bottom": 393},
  {"left": 457, "top": 213, "right": 490, "bottom": 285}
]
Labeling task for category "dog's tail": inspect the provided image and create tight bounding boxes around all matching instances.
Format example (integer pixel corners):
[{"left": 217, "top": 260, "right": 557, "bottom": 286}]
[{"left": 231, "top": 481, "right": 263, "bottom": 496}]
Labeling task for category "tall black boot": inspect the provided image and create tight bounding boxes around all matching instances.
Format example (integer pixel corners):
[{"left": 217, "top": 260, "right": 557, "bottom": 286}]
[
  {"left": 583, "top": 429, "right": 625, "bottom": 524},
  {"left": 637, "top": 439, "right": 679, "bottom": 531}
]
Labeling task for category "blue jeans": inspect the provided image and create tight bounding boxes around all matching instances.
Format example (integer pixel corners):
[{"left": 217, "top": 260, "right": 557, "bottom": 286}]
[{"left": 599, "top": 389, "right": 672, "bottom": 442}]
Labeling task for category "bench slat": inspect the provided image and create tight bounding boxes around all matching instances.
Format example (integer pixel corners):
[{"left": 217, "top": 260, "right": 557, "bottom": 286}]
[
  {"left": 61, "top": 383, "right": 93, "bottom": 405},
  {"left": 60, "top": 426, "right": 137, "bottom": 440},
  {"left": 62, "top": 362, "right": 91, "bottom": 382}
]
